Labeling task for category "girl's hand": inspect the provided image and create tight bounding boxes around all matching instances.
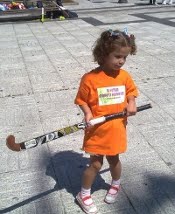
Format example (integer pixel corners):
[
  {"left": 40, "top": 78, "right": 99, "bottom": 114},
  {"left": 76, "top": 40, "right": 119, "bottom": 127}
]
[
  {"left": 84, "top": 113, "right": 93, "bottom": 128},
  {"left": 79, "top": 105, "right": 93, "bottom": 128},
  {"left": 126, "top": 100, "right": 137, "bottom": 116}
]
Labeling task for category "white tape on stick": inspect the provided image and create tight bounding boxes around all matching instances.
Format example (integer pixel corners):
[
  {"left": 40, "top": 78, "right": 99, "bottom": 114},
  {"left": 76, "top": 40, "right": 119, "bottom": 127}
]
[{"left": 89, "top": 116, "right": 106, "bottom": 126}]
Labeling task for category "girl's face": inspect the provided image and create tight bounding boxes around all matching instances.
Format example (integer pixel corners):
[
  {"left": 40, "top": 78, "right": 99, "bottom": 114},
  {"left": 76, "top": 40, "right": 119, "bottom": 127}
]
[{"left": 103, "top": 47, "right": 131, "bottom": 72}]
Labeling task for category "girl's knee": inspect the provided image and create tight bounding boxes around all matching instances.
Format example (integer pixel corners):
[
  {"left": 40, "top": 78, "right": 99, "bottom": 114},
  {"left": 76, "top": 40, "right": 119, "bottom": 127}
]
[
  {"left": 106, "top": 155, "right": 120, "bottom": 166},
  {"left": 90, "top": 155, "right": 103, "bottom": 172}
]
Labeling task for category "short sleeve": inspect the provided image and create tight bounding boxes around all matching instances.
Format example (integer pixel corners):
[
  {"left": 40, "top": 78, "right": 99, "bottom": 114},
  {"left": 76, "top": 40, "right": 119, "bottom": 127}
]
[
  {"left": 74, "top": 75, "right": 90, "bottom": 106},
  {"left": 126, "top": 73, "right": 138, "bottom": 98}
]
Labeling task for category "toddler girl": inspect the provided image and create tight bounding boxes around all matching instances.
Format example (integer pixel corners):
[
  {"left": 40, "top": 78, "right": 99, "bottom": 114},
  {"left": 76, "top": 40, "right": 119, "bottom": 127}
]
[{"left": 74, "top": 29, "right": 138, "bottom": 214}]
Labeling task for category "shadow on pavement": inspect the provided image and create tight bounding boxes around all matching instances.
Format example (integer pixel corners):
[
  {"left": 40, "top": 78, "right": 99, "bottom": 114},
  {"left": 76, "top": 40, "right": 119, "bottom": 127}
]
[
  {"left": 123, "top": 173, "right": 175, "bottom": 213},
  {"left": 147, "top": 174, "right": 175, "bottom": 209},
  {"left": 0, "top": 187, "right": 58, "bottom": 214},
  {"left": 46, "top": 150, "right": 110, "bottom": 197},
  {"left": 1, "top": 151, "right": 175, "bottom": 213}
]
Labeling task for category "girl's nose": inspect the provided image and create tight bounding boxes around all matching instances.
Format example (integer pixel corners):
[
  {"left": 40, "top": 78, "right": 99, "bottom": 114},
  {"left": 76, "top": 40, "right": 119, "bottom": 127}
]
[{"left": 119, "top": 58, "right": 125, "bottom": 64}]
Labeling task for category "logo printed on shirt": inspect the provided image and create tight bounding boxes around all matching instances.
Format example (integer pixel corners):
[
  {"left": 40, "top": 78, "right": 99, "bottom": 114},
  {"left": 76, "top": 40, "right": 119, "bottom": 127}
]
[{"left": 97, "top": 86, "right": 125, "bottom": 106}]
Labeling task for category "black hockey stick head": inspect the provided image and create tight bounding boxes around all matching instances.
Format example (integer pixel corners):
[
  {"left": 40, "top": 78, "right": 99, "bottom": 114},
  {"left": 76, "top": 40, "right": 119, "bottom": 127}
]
[{"left": 6, "top": 135, "right": 21, "bottom": 152}]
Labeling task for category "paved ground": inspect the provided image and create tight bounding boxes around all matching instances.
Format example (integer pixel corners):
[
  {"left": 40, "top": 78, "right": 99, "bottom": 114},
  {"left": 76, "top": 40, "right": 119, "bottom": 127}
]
[{"left": 0, "top": 0, "right": 175, "bottom": 213}]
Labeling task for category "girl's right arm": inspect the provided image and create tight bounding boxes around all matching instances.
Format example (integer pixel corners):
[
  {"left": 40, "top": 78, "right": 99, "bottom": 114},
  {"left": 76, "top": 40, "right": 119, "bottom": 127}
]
[{"left": 79, "top": 105, "right": 93, "bottom": 125}]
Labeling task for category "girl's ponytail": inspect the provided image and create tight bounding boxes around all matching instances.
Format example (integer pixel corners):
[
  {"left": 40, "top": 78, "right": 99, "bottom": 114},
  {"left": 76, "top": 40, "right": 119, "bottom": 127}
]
[{"left": 129, "top": 34, "right": 137, "bottom": 55}]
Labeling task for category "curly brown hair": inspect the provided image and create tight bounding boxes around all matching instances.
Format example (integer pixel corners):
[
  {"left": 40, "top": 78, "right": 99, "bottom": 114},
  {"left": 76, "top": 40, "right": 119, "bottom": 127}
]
[{"left": 93, "top": 29, "right": 137, "bottom": 65}]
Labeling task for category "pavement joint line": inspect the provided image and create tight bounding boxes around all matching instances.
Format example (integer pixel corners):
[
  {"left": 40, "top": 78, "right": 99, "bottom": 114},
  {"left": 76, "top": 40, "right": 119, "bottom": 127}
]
[
  {"left": 132, "top": 12, "right": 175, "bottom": 27},
  {"left": 82, "top": 17, "right": 148, "bottom": 26}
]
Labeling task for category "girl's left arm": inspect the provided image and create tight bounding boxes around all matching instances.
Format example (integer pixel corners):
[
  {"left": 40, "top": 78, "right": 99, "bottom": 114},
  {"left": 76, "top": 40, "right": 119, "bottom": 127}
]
[
  {"left": 126, "top": 95, "right": 137, "bottom": 116},
  {"left": 125, "top": 72, "right": 138, "bottom": 116}
]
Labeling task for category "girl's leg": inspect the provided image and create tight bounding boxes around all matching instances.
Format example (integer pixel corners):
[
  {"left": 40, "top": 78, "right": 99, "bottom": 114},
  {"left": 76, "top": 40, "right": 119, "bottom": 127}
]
[
  {"left": 82, "top": 155, "right": 103, "bottom": 189},
  {"left": 104, "top": 154, "right": 121, "bottom": 204},
  {"left": 76, "top": 155, "right": 103, "bottom": 214},
  {"left": 106, "top": 154, "right": 121, "bottom": 180}
]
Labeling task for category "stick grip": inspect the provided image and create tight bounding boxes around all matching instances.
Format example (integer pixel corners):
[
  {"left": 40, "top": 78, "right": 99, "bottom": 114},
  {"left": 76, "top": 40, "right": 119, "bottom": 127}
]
[{"left": 89, "top": 116, "right": 106, "bottom": 126}]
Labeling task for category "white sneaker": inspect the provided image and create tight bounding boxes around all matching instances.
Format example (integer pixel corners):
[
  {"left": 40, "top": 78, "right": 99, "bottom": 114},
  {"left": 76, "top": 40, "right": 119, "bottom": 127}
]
[
  {"left": 104, "top": 185, "right": 120, "bottom": 204},
  {"left": 162, "top": 0, "right": 167, "bottom": 4},
  {"left": 76, "top": 193, "right": 98, "bottom": 214},
  {"left": 168, "top": 0, "right": 172, "bottom": 4}
]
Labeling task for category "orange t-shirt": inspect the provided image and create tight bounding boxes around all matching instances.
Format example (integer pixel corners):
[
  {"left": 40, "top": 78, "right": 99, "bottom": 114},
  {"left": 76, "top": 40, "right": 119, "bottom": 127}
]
[{"left": 75, "top": 68, "right": 138, "bottom": 155}]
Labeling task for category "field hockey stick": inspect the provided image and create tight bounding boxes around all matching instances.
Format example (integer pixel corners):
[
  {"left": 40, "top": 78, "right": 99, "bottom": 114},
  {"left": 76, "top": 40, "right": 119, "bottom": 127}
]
[
  {"left": 6, "top": 103, "right": 152, "bottom": 152},
  {"left": 41, "top": 7, "right": 45, "bottom": 23}
]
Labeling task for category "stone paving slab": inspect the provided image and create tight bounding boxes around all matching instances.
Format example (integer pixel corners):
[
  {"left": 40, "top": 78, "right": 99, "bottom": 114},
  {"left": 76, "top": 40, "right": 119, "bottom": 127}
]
[{"left": 0, "top": 0, "right": 175, "bottom": 213}]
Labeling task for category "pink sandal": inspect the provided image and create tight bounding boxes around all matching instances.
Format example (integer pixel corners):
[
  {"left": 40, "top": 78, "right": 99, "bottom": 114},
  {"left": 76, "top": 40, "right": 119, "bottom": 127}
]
[
  {"left": 76, "top": 192, "right": 98, "bottom": 214},
  {"left": 104, "top": 185, "right": 120, "bottom": 204}
]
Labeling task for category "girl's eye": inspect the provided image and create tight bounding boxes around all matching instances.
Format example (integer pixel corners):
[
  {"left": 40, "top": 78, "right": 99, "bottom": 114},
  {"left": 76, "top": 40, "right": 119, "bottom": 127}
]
[{"left": 115, "top": 55, "right": 127, "bottom": 60}]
